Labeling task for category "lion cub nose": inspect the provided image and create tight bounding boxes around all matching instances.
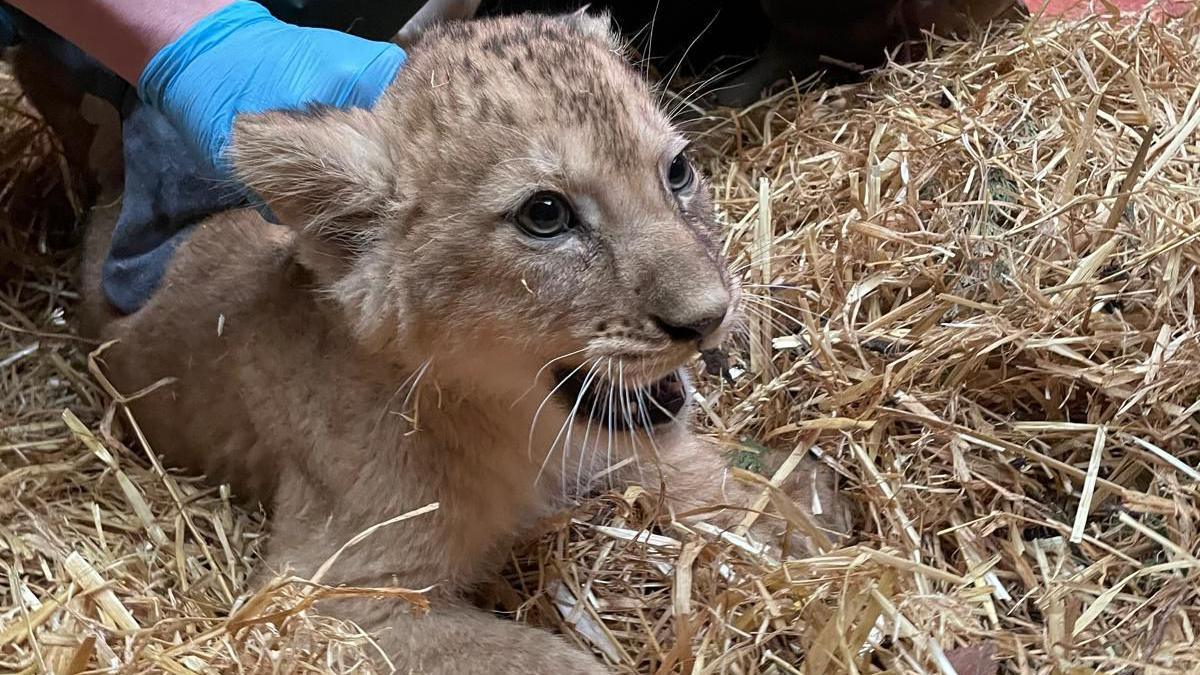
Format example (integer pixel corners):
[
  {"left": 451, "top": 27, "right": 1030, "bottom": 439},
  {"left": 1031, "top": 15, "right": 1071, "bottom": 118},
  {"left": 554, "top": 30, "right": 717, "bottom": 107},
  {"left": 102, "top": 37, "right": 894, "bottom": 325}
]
[{"left": 652, "top": 290, "right": 730, "bottom": 343}]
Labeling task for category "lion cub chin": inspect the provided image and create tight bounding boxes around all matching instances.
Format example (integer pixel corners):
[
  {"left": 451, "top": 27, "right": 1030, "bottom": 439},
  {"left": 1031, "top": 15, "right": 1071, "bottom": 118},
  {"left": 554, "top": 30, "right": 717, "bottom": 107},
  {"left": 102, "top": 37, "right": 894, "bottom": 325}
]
[{"left": 80, "top": 12, "right": 850, "bottom": 674}]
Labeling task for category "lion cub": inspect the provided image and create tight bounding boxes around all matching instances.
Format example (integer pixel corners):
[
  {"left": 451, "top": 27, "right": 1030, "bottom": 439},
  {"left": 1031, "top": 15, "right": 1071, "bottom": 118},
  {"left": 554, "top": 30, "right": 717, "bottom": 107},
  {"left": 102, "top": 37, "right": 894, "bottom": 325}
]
[{"left": 81, "top": 12, "right": 849, "bottom": 674}]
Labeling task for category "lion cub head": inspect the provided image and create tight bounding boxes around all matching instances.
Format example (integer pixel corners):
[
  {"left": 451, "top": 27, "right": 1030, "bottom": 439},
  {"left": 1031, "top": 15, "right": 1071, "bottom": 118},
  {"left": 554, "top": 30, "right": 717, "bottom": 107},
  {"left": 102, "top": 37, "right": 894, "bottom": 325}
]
[{"left": 230, "top": 13, "right": 738, "bottom": 435}]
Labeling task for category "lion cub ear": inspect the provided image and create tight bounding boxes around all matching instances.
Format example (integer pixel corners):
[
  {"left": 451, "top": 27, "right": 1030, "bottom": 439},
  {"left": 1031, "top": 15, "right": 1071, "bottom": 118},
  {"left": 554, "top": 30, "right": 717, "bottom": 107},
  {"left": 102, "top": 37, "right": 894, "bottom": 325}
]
[
  {"left": 229, "top": 106, "right": 393, "bottom": 247},
  {"left": 558, "top": 7, "right": 620, "bottom": 52}
]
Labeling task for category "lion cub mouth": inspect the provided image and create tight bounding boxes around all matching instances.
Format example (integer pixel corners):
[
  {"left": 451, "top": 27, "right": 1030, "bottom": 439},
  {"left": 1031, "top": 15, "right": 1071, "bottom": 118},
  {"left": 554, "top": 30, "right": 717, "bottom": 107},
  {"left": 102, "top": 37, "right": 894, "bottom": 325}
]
[{"left": 552, "top": 367, "right": 688, "bottom": 430}]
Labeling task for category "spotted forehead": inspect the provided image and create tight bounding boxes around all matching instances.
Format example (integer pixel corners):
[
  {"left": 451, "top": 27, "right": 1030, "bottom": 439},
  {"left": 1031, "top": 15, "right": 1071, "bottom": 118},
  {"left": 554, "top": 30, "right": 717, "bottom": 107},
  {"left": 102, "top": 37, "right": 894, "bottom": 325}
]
[{"left": 421, "top": 17, "right": 671, "bottom": 165}]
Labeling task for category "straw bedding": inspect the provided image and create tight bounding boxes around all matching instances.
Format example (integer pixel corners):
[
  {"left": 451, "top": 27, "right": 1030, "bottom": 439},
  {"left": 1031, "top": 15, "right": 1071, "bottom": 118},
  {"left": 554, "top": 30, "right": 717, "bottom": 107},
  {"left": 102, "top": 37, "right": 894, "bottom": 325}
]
[{"left": 2, "top": 7, "right": 1199, "bottom": 674}]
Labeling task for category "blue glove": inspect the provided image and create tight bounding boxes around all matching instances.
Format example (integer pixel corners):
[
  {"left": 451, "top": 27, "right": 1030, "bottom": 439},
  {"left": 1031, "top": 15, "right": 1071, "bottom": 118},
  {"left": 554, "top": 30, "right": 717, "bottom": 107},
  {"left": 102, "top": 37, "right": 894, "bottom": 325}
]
[{"left": 139, "top": 0, "right": 406, "bottom": 175}]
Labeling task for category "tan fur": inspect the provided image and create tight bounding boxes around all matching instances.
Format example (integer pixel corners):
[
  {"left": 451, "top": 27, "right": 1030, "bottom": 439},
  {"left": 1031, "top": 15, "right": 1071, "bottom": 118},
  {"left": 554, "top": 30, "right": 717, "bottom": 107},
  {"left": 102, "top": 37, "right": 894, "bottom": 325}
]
[{"left": 81, "top": 14, "right": 851, "bottom": 673}]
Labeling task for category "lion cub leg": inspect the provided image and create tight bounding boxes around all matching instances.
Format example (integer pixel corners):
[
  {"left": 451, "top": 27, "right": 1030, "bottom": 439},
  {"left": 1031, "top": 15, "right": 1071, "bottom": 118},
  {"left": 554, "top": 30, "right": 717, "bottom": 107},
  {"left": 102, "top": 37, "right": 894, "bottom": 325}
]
[
  {"left": 258, "top": 471, "right": 610, "bottom": 675},
  {"left": 313, "top": 598, "right": 610, "bottom": 675}
]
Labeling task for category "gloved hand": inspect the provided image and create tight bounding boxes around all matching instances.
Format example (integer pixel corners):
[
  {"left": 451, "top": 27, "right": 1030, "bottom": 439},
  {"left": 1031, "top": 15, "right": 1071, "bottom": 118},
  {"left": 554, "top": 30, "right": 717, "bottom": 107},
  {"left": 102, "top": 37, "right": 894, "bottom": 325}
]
[{"left": 139, "top": 0, "right": 406, "bottom": 174}]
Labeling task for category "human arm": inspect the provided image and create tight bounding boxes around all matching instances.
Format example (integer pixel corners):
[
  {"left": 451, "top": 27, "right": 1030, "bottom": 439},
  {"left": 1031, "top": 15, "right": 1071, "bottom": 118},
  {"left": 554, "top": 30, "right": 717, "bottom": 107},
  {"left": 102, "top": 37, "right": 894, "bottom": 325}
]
[
  {"left": 5, "top": 0, "right": 230, "bottom": 85},
  {"left": 4, "top": 0, "right": 406, "bottom": 172}
]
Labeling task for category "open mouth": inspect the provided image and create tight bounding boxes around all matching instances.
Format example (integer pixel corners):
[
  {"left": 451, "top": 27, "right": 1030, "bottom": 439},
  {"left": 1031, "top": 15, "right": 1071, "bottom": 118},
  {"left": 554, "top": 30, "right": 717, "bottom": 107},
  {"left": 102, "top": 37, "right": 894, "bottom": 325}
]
[{"left": 552, "top": 367, "right": 688, "bottom": 430}]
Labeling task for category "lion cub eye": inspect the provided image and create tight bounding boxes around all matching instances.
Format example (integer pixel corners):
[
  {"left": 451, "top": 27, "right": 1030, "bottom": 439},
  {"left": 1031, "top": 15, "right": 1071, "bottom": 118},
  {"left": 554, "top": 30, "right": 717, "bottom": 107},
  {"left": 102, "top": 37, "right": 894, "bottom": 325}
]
[
  {"left": 517, "top": 191, "right": 574, "bottom": 238},
  {"left": 667, "top": 152, "right": 694, "bottom": 193}
]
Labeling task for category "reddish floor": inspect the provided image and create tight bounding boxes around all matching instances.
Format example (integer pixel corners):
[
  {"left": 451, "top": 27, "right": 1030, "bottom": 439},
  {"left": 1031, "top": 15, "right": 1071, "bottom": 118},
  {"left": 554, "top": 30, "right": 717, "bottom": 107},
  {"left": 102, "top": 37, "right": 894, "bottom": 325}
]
[{"left": 1025, "top": 0, "right": 1193, "bottom": 17}]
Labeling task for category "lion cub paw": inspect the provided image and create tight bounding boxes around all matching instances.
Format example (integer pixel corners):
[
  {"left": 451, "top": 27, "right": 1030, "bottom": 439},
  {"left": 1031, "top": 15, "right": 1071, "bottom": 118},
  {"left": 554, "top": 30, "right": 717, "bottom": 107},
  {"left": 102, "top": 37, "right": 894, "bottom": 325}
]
[{"left": 751, "top": 454, "right": 854, "bottom": 558}]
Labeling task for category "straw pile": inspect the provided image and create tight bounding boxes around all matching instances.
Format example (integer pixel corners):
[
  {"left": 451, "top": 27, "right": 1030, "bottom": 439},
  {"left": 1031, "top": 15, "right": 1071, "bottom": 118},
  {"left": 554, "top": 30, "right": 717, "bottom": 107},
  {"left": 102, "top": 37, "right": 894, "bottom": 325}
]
[{"left": 3, "top": 6, "right": 1200, "bottom": 673}]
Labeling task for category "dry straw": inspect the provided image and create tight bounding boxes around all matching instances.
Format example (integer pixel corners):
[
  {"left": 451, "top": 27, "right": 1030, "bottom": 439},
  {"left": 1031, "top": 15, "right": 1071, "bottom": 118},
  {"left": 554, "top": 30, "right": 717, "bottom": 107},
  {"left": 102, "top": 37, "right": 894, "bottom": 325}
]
[{"left": 3, "top": 5, "right": 1200, "bottom": 673}]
